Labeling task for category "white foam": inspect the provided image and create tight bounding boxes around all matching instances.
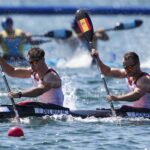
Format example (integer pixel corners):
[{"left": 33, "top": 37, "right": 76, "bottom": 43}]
[
  {"left": 55, "top": 48, "right": 92, "bottom": 68},
  {"left": 61, "top": 74, "right": 76, "bottom": 110}
]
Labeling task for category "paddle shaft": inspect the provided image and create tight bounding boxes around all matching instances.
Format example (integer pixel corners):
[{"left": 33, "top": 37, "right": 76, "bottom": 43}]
[
  {"left": 104, "top": 28, "right": 115, "bottom": 32},
  {"left": 96, "top": 59, "right": 116, "bottom": 116},
  {"left": 32, "top": 29, "right": 72, "bottom": 39},
  {"left": 31, "top": 39, "right": 51, "bottom": 45},
  {"left": 89, "top": 42, "right": 116, "bottom": 116},
  {"left": 24, "top": 39, "right": 52, "bottom": 45},
  {"left": 0, "top": 67, "right": 20, "bottom": 121}
]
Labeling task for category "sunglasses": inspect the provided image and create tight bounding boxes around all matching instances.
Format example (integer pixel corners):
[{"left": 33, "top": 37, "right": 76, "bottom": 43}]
[
  {"left": 123, "top": 63, "right": 137, "bottom": 70},
  {"left": 29, "top": 59, "right": 40, "bottom": 65}
]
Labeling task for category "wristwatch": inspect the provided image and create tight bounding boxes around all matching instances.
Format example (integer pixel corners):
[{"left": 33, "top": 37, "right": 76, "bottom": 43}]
[{"left": 17, "top": 91, "right": 22, "bottom": 98}]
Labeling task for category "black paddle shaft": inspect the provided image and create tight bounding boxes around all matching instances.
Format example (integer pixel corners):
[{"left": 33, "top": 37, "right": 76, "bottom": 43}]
[
  {"left": 1, "top": 67, "right": 20, "bottom": 120},
  {"left": 32, "top": 29, "right": 72, "bottom": 39}
]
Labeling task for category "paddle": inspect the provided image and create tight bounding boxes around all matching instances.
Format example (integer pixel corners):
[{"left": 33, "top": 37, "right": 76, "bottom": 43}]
[
  {"left": 22, "top": 38, "right": 53, "bottom": 46},
  {"left": 32, "top": 19, "right": 142, "bottom": 40},
  {"left": 75, "top": 9, "right": 116, "bottom": 116},
  {"left": 32, "top": 29, "right": 72, "bottom": 39},
  {"left": 0, "top": 66, "right": 24, "bottom": 136},
  {"left": 30, "top": 39, "right": 52, "bottom": 45},
  {"left": 104, "top": 19, "right": 143, "bottom": 32},
  {"left": 0, "top": 66, "right": 21, "bottom": 122}
]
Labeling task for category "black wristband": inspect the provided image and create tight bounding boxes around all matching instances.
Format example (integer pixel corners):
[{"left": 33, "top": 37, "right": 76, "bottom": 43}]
[{"left": 18, "top": 92, "right": 22, "bottom": 98}]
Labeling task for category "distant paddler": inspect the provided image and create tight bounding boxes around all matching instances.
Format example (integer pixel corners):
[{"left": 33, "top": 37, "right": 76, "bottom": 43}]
[{"left": 0, "top": 17, "right": 42, "bottom": 63}]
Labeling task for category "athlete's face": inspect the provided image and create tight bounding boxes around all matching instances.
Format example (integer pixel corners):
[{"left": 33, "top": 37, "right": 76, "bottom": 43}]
[
  {"left": 29, "top": 58, "right": 41, "bottom": 71},
  {"left": 123, "top": 58, "right": 139, "bottom": 77}
]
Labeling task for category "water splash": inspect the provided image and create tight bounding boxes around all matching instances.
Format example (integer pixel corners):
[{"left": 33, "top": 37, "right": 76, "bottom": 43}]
[
  {"left": 65, "top": 48, "right": 92, "bottom": 68},
  {"left": 47, "top": 48, "right": 92, "bottom": 68},
  {"left": 61, "top": 74, "right": 77, "bottom": 109}
]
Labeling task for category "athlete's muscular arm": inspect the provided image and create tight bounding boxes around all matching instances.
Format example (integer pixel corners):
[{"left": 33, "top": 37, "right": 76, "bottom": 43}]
[
  {"left": 9, "top": 72, "right": 61, "bottom": 98},
  {"left": 107, "top": 88, "right": 145, "bottom": 102},
  {"left": 91, "top": 49, "right": 126, "bottom": 78},
  {"left": 45, "top": 72, "right": 61, "bottom": 88},
  {"left": 9, "top": 86, "right": 45, "bottom": 98},
  {"left": 136, "top": 75, "right": 150, "bottom": 92},
  {"left": 107, "top": 76, "right": 150, "bottom": 102},
  {"left": 0, "top": 57, "right": 32, "bottom": 78}
]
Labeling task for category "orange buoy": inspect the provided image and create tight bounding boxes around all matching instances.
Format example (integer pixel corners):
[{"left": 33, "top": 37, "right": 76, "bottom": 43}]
[{"left": 8, "top": 126, "right": 24, "bottom": 137}]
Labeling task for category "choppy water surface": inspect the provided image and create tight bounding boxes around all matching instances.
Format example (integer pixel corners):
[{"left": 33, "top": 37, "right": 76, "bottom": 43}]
[{"left": 0, "top": 0, "right": 150, "bottom": 150}]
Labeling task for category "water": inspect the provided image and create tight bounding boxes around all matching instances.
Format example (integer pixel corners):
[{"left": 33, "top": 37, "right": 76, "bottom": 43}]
[{"left": 0, "top": 0, "right": 150, "bottom": 150}]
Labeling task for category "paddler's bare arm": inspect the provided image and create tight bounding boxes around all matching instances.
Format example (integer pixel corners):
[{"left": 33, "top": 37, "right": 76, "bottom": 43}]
[
  {"left": 10, "top": 86, "right": 47, "bottom": 98},
  {"left": 0, "top": 57, "right": 32, "bottom": 78},
  {"left": 91, "top": 49, "right": 126, "bottom": 78},
  {"left": 107, "top": 76, "right": 150, "bottom": 102},
  {"left": 9, "top": 72, "right": 61, "bottom": 98},
  {"left": 107, "top": 87, "right": 145, "bottom": 102}
]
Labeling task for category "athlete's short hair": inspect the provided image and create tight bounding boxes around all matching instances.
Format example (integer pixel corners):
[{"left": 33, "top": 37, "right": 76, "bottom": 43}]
[
  {"left": 124, "top": 52, "right": 140, "bottom": 64},
  {"left": 28, "top": 47, "right": 45, "bottom": 60}
]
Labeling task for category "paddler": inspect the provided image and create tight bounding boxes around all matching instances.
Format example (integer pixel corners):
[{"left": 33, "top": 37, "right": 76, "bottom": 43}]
[
  {"left": 0, "top": 17, "right": 40, "bottom": 62},
  {"left": 0, "top": 47, "right": 64, "bottom": 106},
  {"left": 91, "top": 49, "right": 150, "bottom": 109}
]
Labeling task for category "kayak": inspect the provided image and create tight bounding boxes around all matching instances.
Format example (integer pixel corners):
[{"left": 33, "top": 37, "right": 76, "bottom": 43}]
[{"left": 0, "top": 102, "right": 150, "bottom": 119}]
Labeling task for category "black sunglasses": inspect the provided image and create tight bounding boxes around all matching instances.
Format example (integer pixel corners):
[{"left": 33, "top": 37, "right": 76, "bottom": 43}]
[
  {"left": 123, "top": 63, "right": 137, "bottom": 70},
  {"left": 29, "top": 59, "right": 41, "bottom": 65}
]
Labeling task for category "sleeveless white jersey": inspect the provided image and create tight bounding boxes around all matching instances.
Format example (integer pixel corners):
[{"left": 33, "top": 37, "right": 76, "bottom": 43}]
[
  {"left": 127, "top": 73, "right": 150, "bottom": 108},
  {"left": 31, "top": 69, "right": 64, "bottom": 106}
]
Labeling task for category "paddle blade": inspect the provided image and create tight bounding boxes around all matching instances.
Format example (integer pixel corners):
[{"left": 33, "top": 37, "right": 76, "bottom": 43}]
[
  {"left": 44, "top": 29, "right": 72, "bottom": 39},
  {"left": 135, "top": 19, "right": 143, "bottom": 27},
  {"left": 75, "top": 9, "right": 94, "bottom": 42},
  {"left": 114, "top": 19, "right": 143, "bottom": 30}
]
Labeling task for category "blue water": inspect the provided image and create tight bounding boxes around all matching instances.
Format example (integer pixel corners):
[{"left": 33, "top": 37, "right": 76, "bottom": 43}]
[{"left": 0, "top": 0, "right": 150, "bottom": 150}]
